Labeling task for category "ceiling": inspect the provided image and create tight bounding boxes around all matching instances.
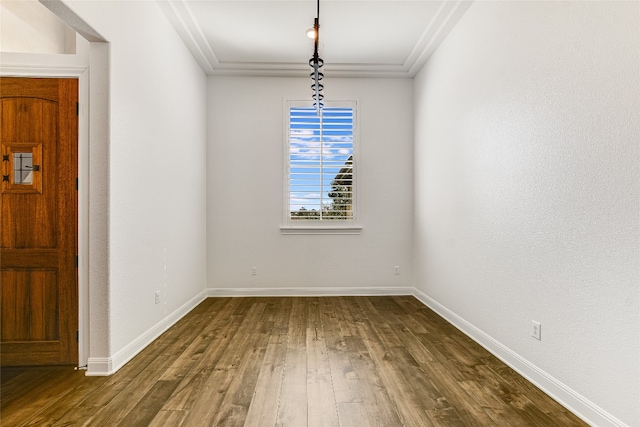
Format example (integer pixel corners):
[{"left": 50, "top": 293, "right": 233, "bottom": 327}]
[{"left": 157, "top": 0, "right": 473, "bottom": 78}]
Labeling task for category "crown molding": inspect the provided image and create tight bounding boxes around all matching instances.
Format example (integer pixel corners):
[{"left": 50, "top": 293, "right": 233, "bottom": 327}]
[{"left": 157, "top": 0, "right": 473, "bottom": 78}]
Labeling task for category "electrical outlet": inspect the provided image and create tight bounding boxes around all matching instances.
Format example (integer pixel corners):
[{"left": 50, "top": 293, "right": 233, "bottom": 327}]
[
  {"left": 394, "top": 266, "right": 400, "bottom": 275},
  {"left": 532, "top": 320, "right": 541, "bottom": 340},
  {"left": 251, "top": 267, "right": 257, "bottom": 276},
  {"left": 155, "top": 290, "right": 161, "bottom": 305}
]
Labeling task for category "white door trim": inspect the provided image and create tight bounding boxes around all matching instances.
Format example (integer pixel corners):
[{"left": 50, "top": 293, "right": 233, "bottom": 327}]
[{"left": 1, "top": 56, "right": 90, "bottom": 368}]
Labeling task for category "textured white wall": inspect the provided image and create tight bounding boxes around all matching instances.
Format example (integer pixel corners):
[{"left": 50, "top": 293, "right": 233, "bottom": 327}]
[
  {"left": 64, "top": 1, "right": 208, "bottom": 360},
  {"left": 414, "top": 1, "right": 639, "bottom": 425},
  {"left": 207, "top": 76, "right": 414, "bottom": 292}
]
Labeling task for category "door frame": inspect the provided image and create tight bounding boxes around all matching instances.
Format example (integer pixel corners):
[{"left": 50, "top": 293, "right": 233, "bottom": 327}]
[
  {"left": 1, "top": 0, "right": 110, "bottom": 373},
  {"left": 1, "top": 60, "right": 90, "bottom": 368}
]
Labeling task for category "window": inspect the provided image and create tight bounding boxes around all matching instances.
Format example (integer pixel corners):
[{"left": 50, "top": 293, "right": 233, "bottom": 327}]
[
  {"left": 2, "top": 142, "right": 43, "bottom": 194},
  {"left": 283, "top": 101, "right": 360, "bottom": 234}
]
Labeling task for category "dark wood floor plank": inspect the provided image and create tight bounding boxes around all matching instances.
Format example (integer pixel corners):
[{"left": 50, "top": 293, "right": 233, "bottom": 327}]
[
  {"left": 85, "top": 353, "right": 179, "bottom": 425},
  {"left": 21, "top": 372, "right": 108, "bottom": 426},
  {"left": 72, "top": 302, "right": 225, "bottom": 416},
  {"left": 336, "top": 401, "right": 371, "bottom": 427},
  {"left": 73, "top": 368, "right": 133, "bottom": 408},
  {"left": 389, "top": 345, "right": 458, "bottom": 414},
  {"left": 368, "top": 295, "right": 406, "bottom": 316},
  {"left": 163, "top": 298, "right": 248, "bottom": 412},
  {"left": 258, "top": 297, "right": 291, "bottom": 335},
  {"left": 276, "top": 298, "right": 308, "bottom": 426},
  {"left": 1, "top": 296, "right": 588, "bottom": 427},
  {"left": 244, "top": 333, "right": 288, "bottom": 427},
  {"left": 460, "top": 379, "right": 536, "bottom": 426},
  {"left": 499, "top": 390, "right": 569, "bottom": 426},
  {"left": 148, "top": 409, "right": 187, "bottom": 426},
  {"left": 420, "top": 360, "right": 501, "bottom": 426},
  {"left": 178, "top": 361, "right": 237, "bottom": 425},
  {"left": 336, "top": 297, "right": 360, "bottom": 337},
  {"left": 84, "top": 300, "right": 244, "bottom": 424},
  {"left": 0, "top": 367, "right": 24, "bottom": 385},
  {"left": 320, "top": 298, "right": 378, "bottom": 427},
  {"left": 354, "top": 307, "right": 433, "bottom": 426},
  {"left": 358, "top": 297, "right": 405, "bottom": 349},
  {"left": 177, "top": 298, "right": 262, "bottom": 426},
  {"left": 1, "top": 367, "right": 67, "bottom": 415},
  {"left": 211, "top": 302, "right": 270, "bottom": 426},
  {"left": 119, "top": 379, "right": 181, "bottom": 427},
  {"left": 50, "top": 403, "right": 109, "bottom": 426},
  {"left": 243, "top": 298, "right": 291, "bottom": 426},
  {"left": 277, "top": 346, "right": 307, "bottom": 426},
  {"left": 0, "top": 366, "right": 61, "bottom": 399},
  {"left": 319, "top": 298, "right": 363, "bottom": 405},
  {"left": 160, "top": 298, "right": 246, "bottom": 412},
  {"left": 306, "top": 296, "right": 321, "bottom": 329},
  {"left": 344, "top": 334, "right": 404, "bottom": 427},
  {"left": 1, "top": 367, "right": 91, "bottom": 426},
  {"left": 376, "top": 301, "right": 437, "bottom": 365},
  {"left": 417, "top": 333, "right": 480, "bottom": 383},
  {"left": 481, "top": 353, "right": 574, "bottom": 415},
  {"left": 177, "top": 299, "right": 265, "bottom": 424},
  {"left": 306, "top": 323, "right": 340, "bottom": 426},
  {"left": 471, "top": 363, "right": 562, "bottom": 426},
  {"left": 426, "top": 406, "right": 468, "bottom": 427},
  {"left": 159, "top": 297, "right": 240, "bottom": 382},
  {"left": 547, "top": 411, "right": 593, "bottom": 427}
]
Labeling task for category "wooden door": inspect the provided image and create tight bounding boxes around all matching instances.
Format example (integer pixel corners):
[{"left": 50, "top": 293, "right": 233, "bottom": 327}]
[{"left": 0, "top": 77, "right": 78, "bottom": 366}]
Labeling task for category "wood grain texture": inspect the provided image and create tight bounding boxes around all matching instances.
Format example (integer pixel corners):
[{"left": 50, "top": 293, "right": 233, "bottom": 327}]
[
  {"left": 1, "top": 296, "right": 588, "bottom": 426},
  {"left": 1, "top": 77, "right": 78, "bottom": 366}
]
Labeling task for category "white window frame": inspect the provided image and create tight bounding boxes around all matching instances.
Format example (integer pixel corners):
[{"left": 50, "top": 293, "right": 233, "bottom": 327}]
[{"left": 281, "top": 100, "right": 362, "bottom": 235}]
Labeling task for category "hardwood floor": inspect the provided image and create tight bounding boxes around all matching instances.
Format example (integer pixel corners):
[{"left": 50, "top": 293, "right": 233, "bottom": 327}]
[{"left": 1, "top": 296, "right": 588, "bottom": 426}]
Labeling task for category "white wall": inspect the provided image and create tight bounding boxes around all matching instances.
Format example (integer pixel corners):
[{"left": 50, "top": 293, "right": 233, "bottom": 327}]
[
  {"left": 208, "top": 76, "right": 414, "bottom": 293},
  {"left": 413, "top": 1, "right": 639, "bottom": 426},
  {"left": 63, "top": 0, "right": 208, "bottom": 373},
  {"left": 0, "top": 0, "right": 76, "bottom": 54}
]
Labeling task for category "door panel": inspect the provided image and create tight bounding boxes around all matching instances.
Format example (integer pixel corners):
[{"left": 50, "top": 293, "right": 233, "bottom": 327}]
[
  {"left": 1, "top": 270, "right": 58, "bottom": 341},
  {"left": 2, "top": 100, "right": 57, "bottom": 248},
  {"left": 0, "top": 77, "right": 78, "bottom": 366}
]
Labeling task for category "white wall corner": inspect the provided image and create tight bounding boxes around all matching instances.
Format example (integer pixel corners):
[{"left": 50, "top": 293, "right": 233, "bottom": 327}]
[
  {"left": 85, "top": 290, "right": 207, "bottom": 376},
  {"left": 412, "top": 289, "right": 632, "bottom": 427}
]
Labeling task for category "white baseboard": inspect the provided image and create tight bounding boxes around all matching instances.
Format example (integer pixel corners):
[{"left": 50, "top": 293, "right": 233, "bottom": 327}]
[
  {"left": 412, "top": 288, "right": 629, "bottom": 427},
  {"left": 206, "top": 286, "right": 415, "bottom": 297},
  {"left": 85, "top": 357, "right": 112, "bottom": 375},
  {"left": 86, "top": 287, "right": 409, "bottom": 375},
  {"left": 85, "top": 290, "right": 207, "bottom": 376},
  {"left": 84, "top": 285, "right": 628, "bottom": 427}
]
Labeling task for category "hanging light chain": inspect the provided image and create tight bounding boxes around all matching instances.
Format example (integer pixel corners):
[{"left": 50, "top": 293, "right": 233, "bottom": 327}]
[{"left": 309, "top": 0, "right": 324, "bottom": 115}]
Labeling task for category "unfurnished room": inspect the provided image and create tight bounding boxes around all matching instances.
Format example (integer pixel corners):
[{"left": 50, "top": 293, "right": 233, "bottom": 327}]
[{"left": 0, "top": 0, "right": 638, "bottom": 426}]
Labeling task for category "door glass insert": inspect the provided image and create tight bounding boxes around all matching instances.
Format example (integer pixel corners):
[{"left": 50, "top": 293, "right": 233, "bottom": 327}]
[
  {"left": 1, "top": 142, "right": 42, "bottom": 194},
  {"left": 13, "top": 153, "right": 33, "bottom": 184}
]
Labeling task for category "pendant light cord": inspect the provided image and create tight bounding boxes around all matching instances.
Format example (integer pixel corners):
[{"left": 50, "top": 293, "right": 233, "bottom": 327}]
[{"left": 309, "top": 0, "right": 324, "bottom": 114}]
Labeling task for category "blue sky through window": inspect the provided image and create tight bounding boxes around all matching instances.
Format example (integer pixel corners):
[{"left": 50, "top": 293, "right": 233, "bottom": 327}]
[{"left": 289, "top": 106, "right": 354, "bottom": 217}]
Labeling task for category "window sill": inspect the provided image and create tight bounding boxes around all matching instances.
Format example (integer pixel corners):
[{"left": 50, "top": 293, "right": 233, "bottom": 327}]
[{"left": 280, "top": 225, "right": 363, "bottom": 235}]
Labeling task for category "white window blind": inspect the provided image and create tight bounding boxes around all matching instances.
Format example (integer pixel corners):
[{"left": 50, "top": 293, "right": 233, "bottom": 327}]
[{"left": 287, "top": 103, "right": 355, "bottom": 222}]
